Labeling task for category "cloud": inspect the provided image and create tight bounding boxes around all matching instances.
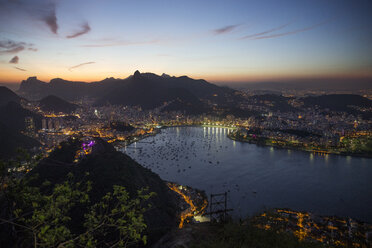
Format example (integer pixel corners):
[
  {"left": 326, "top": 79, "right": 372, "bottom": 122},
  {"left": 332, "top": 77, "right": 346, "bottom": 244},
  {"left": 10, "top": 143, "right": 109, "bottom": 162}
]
[
  {"left": 66, "top": 22, "right": 91, "bottom": 38},
  {"left": 14, "top": 66, "right": 26, "bottom": 71},
  {"left": 42, "top": 4, "right": 58, "bottom": 34},
  {"left": 0, "top": 0, "right": 58, "bottom": 34},
  {"left": 9, "top": 56, "right": 19, "bottom": 64},
  {"left": 0, "top": 46, "right": 24, "bottom": 55},
  {"left": 214, "top": 24, "right": 240, "bottom": 35},
  {"left": 0, "top": 39, "right": 35, "bottom": 55},
  {"left": 250, "top": 21, "right": 329, "bottom": 40},
  {"left": 240, "top": 22, "right": 292, "bottom": 40},
  {"left": 69, "top": 61, "right": 95, "bottom": 71},
  {"left": 28, "top": 47, "right": 38, "bottom": 52}
]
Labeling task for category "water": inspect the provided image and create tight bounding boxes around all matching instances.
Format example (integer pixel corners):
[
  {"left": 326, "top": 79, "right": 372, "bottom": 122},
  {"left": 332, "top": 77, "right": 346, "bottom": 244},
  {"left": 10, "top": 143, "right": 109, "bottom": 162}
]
[{"left": 122, "top": 126, "right": 372, "bottom": 223}]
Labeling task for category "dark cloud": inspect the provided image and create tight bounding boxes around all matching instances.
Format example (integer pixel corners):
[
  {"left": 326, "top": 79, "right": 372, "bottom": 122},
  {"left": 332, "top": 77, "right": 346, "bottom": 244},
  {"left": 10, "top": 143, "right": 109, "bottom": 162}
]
[
  {"left": 0, "top": 0, "right": 58, "bottom": 34},
  {"left": 250, "top": 21, "right": 329, "bottom": 40},
  {"left": 14, "top": 66, "right": 26, "bottom": 71},
  {"left": 0, "top": 46, "right": 25, "bottom": 55},
  {"left": 240, "top": 22, "right": 292, "bottom": 39},
  {"left": 0, "top": 39, "right": 33, "bottom": 55},
  {"left": 66, "top": 23, "right": 91, "bottom": 38},
  {"left": 42, "top": 4, "right": 58, "bottom": 34},
  {"left": 28, "top": 47, "right": 38, "bottom": 52},
  {"left": 9, "top": 56, "right": 19, "bottom": 64},
  {"left": 214, "top": 24, "right": 240, "bottom": 35},
  {"left": 69, "top": 61, "right": 95, "bottom": 71}
]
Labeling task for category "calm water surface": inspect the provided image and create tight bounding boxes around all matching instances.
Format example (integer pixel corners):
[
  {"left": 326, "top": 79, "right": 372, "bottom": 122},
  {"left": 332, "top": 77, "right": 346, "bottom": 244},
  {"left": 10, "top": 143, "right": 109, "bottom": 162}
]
[{"left": 123, "top": 127, "right": 372, "bottom": 222}]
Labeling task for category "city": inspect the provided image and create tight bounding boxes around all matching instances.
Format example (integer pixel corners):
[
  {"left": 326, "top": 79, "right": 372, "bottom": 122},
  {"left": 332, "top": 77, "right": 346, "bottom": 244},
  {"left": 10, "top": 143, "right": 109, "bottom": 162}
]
[{"left": 1, "top": 0, "right": 372, "bottom": 248}]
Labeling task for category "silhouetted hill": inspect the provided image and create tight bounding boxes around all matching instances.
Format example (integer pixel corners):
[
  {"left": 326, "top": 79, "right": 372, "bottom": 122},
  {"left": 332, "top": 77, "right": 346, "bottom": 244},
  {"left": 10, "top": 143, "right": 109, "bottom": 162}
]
[
  {"left": 18, "top": 77, "right": 93, "bottom": 100},
  {"left": 95, "top": 71, "right": 238, "bottom": 111},
  {"left": 0, "top": 123, "right": 41, "bottom": 160},
  {"left": 0, "top": 86, "right": 20, "bottom": 106},
  {"left": 302, "top": 94, "right": 372, "bottom": 111},
  {"left": 28, "top": 137, "right": 179, "bottom": 244},
  {"left": 39, "top": 95, "right": 78, "bottom": 113},
  {"left": 0, "top": 102, "right": 42, "bottom": 131},
  {"left": 109, "top": 122, "right": 135, "bottom": 132},
  {"left": 224, "top": 79, "right": 372, "bottom": 91},
  {"left": 249, "top": 94, "right": 297, "bottom": 112},
  {"left": 17, "top": 71, "right": 239, "bottom": 111}
]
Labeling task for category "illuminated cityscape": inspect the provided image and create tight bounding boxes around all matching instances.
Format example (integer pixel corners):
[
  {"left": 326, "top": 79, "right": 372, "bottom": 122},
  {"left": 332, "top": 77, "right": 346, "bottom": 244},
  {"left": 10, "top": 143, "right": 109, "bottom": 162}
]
[{"left": 0, "top": 0, "right": 372, "bottom": 247}]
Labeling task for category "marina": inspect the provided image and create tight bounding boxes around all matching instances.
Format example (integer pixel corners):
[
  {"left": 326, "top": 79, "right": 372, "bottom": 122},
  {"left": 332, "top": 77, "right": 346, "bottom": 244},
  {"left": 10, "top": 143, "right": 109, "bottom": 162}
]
[{"left": 123, "top": 126, "right": 372, "bottom": 223}]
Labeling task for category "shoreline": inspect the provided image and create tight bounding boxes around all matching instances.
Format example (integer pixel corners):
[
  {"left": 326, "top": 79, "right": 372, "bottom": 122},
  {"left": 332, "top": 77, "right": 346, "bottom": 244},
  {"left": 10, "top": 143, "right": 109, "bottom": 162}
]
[
  {"left": 120, "top": 125, "right": 371, "bottom": 159},
  {"left": 116, "top": 124, "right": 235, "bottom": 148},
  {"left": 120, "top": 125, "right": 372, "bottom": 225},
  {"left": 227, "top": 133, "right": 372, "bottom": 159}
]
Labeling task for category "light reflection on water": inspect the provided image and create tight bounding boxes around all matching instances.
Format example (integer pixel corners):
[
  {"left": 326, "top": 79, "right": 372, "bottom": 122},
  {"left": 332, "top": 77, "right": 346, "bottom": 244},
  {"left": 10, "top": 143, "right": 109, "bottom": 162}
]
[{"left": 123, "top": 127, "right": 372, "bottom": 223}]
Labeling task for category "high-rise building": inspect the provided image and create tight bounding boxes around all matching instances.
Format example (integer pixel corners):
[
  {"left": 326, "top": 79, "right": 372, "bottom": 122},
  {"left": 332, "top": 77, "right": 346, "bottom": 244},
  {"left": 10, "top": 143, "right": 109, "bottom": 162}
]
[
  {"left": 48, "top": 118, "right": 54, "bottom": 131},
  {"left": 54, "top": 119, "right": 60, "bottom": 131},
  {"left": 25, "top": 116, "right": 35, "bottom": 136},
  {"left": 42, "top": 119, "right": 47, "bottom": 130}
]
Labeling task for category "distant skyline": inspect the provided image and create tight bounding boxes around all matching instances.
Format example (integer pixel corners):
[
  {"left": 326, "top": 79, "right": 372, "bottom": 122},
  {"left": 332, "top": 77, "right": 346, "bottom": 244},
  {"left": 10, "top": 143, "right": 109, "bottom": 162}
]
[{"left": 0, "top": 0, "right": 372, "bottom": 84}]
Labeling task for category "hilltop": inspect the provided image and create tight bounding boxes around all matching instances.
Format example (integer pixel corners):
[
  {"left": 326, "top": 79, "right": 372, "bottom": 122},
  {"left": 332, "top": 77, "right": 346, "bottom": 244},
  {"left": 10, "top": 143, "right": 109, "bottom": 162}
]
[
  {"left": 17, "top": 71, "right": 240, "bottom": 114},
  {"left": 39, "top": 95, "right": 78, "bottom": 114}
]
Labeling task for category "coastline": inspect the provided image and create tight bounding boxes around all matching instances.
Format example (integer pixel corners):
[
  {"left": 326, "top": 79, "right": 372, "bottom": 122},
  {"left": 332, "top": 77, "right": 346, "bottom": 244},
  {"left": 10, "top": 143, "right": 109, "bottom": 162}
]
[
  {"left": 117, "top": 124, "right": 236, "bottom": 147},
  {"left": 116, "top": 125, "right": 371, "bottom": 159},
  {"left": 120, "top": 125, "right": 372, "bottom": 225},
  {"left": 227, "top": 132, "right": 372, "bottom": 159}
]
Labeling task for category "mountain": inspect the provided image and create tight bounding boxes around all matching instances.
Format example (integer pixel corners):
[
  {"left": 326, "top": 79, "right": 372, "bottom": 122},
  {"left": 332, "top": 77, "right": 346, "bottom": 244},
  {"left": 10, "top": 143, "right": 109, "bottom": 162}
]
[
  {"left": 17, "top": 76, "right": 49, "bottom": 100},
  {"left": 248, "top": 94, "right": 297, "bottom": 112},
  {"left": 17, "top": 71, "right": 239, "bottom": 112},
  {"left": 223, "top": 79, "right": 372, "bottom": 91},
  {"left": 0, "top": 92, "right": 42, "bottom": 159},
  {"left": 0, "top": 86, "right": 20, "bottom": 106},
  {"left": 0, "top": 101, "right": 42, "bottom": 131},
  {"left": 18, "top": 76, "right": 91, "bottom": 100},
  {"left": 26, "top": 137, "right": 179, "bottom": 244},
  {"left": 0, "top": 122, "right": 41, "bottom": 160},
  {"left": 302, "top": 94, "right": 372, "bottom": 111},
  {"left": 18, "top": 76, "right": 122, "bottom": 101},
  {"left": 39, "top": 95, "right": 78, "bottom": 114}
]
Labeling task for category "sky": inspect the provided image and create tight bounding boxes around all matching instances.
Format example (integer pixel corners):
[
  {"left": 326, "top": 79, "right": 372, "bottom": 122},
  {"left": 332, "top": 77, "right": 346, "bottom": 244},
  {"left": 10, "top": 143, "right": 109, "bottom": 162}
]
[{"left": 0, "top": 0, "right": 372, "bottom": 84}]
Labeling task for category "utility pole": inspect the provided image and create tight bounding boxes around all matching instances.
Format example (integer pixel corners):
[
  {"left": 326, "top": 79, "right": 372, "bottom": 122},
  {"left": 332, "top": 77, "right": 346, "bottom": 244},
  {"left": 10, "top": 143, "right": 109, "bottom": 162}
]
[{"left": 205, "top": 192, "right": 233, "bottom": 222}]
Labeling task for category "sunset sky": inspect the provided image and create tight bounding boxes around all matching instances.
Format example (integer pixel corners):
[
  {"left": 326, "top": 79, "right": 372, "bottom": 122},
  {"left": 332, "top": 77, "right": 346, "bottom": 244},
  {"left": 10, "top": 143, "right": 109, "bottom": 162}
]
[{"left": 0, "top": 0, "right": 371, "bottom": 84}]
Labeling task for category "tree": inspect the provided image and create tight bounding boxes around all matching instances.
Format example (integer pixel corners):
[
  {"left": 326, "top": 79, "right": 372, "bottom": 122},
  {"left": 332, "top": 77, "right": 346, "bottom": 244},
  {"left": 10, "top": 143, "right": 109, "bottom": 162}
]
[
  {"left": 0, "top": 153, "right": 154, "bottom": 248},
  {"left": 76, "top": 187, "right": 155, "bottom": 248}
]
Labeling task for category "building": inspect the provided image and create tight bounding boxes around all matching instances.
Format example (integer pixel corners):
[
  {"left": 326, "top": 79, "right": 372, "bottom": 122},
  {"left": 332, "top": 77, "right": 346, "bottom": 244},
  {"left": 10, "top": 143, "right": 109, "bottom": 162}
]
[
  {"left": 42, "top": 119, "right": 47, "bottom": 130},
  {"left": 48, "top": 118, "right": 54, "bottom": 131},
  {"left": 25, "top": 116, "right": 35, "bottom": 137}
]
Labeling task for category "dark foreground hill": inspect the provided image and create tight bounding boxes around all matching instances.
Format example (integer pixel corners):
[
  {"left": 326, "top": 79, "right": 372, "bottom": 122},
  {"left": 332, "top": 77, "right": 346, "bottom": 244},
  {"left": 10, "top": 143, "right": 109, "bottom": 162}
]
[
  {"left": 0, "top": 86, "right": 20, "bottom": 106},
  {"left": 0, "top": 94, "right": 42, "bottom": 159},
  {"left": 26, "top": 137, "right": 180, "bottom": 245},
  {"left": 39, "top": 95, "right": 78, "bottom": 113},
  {"left": 0, "top": 101, "right": 42, "bottom": 131},
  {"left": 0, "top": 123, "right": 41, "bottom": 160}
]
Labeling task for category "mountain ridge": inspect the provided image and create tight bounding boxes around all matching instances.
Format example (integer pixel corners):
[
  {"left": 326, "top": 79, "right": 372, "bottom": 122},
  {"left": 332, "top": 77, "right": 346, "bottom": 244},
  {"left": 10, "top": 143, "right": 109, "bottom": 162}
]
[{"left": 18, "top": 71, "right": 240, "bottom": 114}]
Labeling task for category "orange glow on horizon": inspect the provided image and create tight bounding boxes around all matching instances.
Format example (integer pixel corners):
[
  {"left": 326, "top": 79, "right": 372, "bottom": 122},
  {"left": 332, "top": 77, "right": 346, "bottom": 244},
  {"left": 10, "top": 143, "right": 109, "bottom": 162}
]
[{"left": 1, "top": 69, "right": 371, "bottom": 85}]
